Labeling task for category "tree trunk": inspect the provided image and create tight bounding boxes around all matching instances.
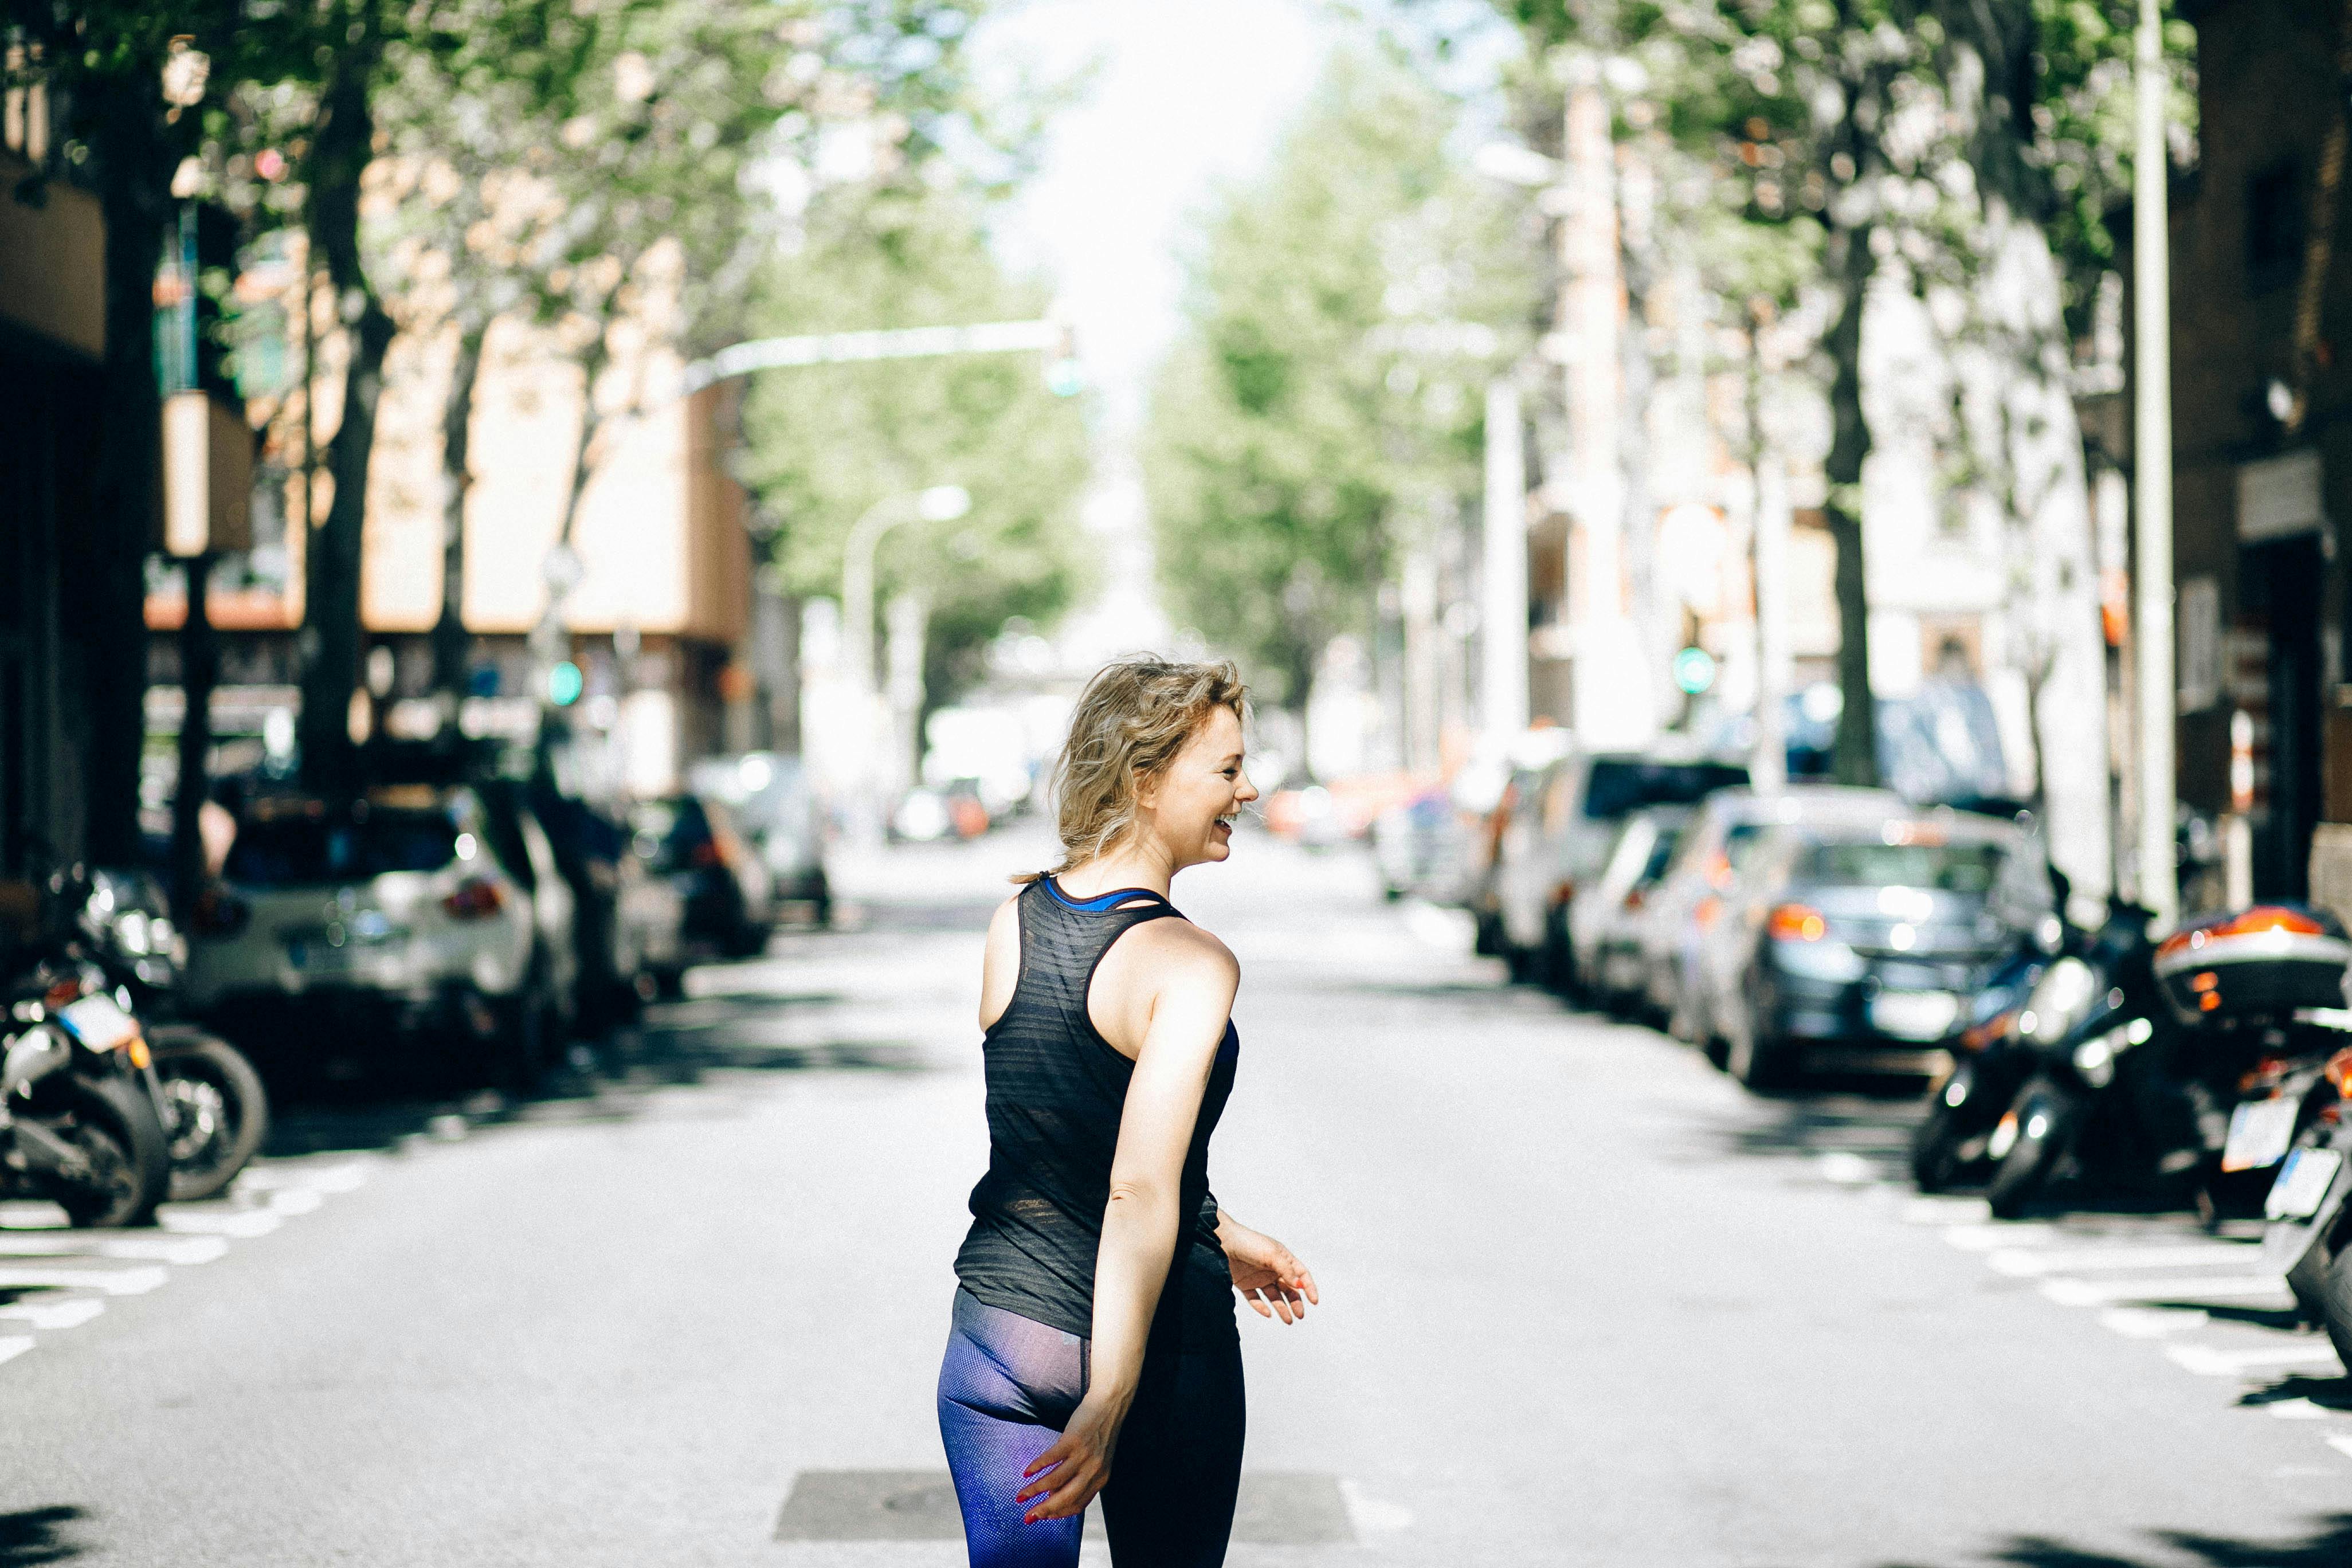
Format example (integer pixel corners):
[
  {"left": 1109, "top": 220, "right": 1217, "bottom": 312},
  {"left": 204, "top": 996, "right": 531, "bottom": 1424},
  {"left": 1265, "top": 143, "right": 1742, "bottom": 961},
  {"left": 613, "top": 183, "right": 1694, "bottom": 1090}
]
[
  {"left": 299, "top": 44, "right": 396, "bottom": 798},
  {"left": 431, "top": 324, "right": 485, "bottom": 705},
  {"left": 1823, "top": 219, "right": 1878, "bottom": 787},
  {"left": 83, "top": 78, "right": 174, "bottom": 866}
]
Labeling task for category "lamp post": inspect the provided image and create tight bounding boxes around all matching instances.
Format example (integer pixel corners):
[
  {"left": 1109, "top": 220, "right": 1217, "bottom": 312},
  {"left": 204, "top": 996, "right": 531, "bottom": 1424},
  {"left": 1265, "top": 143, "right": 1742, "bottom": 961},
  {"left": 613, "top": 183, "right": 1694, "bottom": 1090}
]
[
  {"left": 840, "top": 484, "right": 969, "bottom": 841},
  {"left": 2133, "top": 0, "right": 2178, "bottom": 926}
]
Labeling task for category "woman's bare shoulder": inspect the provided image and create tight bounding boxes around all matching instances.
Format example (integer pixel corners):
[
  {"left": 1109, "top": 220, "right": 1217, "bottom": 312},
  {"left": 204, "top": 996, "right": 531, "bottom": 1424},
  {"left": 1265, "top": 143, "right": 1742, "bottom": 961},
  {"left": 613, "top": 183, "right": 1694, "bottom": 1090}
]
[{"left": 1124, "top": 914, "right": 1239, "bottom": 988}]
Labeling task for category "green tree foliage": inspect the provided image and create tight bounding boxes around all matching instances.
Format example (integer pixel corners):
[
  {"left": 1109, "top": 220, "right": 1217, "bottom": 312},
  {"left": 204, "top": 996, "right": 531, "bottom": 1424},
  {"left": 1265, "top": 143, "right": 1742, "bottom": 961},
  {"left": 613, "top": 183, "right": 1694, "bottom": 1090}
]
[
  {"left": 734, "top": 185, "right": 1092, "bottom": 707},
  {"left": 1143, "top": 48, "right": 1530, "bottom": 709}
]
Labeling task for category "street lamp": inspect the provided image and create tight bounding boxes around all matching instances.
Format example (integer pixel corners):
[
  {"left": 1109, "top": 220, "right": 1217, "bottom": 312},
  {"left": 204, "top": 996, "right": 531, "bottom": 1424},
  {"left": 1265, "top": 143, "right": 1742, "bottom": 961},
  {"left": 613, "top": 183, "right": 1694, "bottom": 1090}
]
[{"left": 840, "top": 484, "right": 969, "bottom": 838}]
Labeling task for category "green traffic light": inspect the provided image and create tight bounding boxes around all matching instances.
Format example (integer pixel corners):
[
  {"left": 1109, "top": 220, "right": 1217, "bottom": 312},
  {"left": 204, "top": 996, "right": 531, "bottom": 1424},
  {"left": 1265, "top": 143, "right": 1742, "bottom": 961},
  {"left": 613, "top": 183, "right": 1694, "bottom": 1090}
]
[
  {"left": 1672, "top": 646, "right": 1716, "bottom": 696},
  {"left": 548, "top": 660, "right": 584, "bottom": 707}
]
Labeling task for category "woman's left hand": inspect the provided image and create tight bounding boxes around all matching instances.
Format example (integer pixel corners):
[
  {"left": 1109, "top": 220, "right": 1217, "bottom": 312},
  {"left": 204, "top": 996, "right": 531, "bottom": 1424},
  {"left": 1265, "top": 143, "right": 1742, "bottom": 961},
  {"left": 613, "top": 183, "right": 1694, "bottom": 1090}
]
[{"left": 1221, "top": 1222, "right": 1319, "bottom": 1324}]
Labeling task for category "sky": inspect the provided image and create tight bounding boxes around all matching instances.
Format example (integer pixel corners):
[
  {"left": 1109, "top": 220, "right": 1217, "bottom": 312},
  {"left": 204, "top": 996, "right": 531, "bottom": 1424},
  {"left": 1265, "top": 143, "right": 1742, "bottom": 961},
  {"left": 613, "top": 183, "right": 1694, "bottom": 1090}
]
[{"left": 969, "top": 0, "right": 1340, "bottom": 434}]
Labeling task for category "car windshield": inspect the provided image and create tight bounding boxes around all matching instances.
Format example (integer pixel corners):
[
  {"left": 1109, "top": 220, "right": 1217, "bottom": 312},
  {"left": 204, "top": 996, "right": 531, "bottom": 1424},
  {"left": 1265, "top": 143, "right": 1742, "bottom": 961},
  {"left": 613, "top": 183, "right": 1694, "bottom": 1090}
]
[
  {"left": 225, "top": 807, "right": 460, "bottom": 887},
  {"left": 1798, "top": 838, "right": 2008, "bottom": 895},
  {"left": 1583, "top": 760, "right": 1748, "bottom": 819}
]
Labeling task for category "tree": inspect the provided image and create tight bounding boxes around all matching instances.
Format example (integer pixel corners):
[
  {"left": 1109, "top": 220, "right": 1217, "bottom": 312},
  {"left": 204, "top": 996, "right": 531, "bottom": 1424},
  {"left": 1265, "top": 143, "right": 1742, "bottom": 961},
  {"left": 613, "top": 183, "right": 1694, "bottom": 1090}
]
[
  {"left": 1482, "top": 0, "right": 2191, "bottom": 801},
  {"left": 1143, "top": 48, "right": 1528, "bottom": 712},
  {"left": 733, "top": 182, "right": 1093, "bottom": 712}
]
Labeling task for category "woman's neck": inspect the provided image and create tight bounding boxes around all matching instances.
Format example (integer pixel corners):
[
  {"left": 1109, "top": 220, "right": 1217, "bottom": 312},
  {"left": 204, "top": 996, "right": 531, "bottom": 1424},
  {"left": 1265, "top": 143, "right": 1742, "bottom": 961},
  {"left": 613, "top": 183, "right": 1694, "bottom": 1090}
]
[{"left": 1056, "top": 841, "right": 1176, "bottom": 899}]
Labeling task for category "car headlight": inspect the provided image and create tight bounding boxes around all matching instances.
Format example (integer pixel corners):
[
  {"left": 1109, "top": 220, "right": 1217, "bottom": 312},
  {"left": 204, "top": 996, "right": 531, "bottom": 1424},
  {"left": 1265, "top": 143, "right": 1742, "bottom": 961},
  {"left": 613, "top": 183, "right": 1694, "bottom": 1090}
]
[{"left": 2021, "top": 956, "right": 2098, "bottom": 1045}]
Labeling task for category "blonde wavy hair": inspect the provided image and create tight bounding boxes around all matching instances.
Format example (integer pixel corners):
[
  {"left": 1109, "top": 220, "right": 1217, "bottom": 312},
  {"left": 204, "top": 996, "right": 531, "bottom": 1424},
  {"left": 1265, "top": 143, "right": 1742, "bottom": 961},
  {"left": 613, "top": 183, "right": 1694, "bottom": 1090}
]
[{"left": 1017, "top": 657, "right": 1248, "bottom": 883}]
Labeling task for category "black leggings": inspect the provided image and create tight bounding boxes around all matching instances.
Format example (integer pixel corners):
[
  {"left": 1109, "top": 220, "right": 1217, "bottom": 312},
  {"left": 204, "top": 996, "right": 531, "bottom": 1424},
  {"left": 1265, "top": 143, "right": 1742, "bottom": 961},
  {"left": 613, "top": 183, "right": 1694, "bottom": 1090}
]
[{"left": 936, "top": 1289, "right": 1245, "bottom": 1567}]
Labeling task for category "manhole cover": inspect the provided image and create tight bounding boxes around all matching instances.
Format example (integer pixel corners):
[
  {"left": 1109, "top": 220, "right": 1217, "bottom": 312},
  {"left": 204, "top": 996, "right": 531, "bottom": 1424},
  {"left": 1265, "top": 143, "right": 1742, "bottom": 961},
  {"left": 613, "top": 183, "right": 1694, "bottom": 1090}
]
[{"left": 773, "top": 1470, "right": 1353, "bottom": 1545}]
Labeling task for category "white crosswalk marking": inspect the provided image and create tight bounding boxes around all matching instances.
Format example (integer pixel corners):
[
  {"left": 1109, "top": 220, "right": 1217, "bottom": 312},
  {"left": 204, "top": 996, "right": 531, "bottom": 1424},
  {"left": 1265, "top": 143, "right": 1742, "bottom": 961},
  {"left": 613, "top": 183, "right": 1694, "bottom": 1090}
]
[
  {"left": 0, "top": 1265, "right": 167, "bottom": 1296},
  {"left": 0, "top": 1299, "right": 105, "bottom": 1330},
  {"left": 0, "top": 1336, "right": 32, "bottom": 1366},
  {"left": 2168, "top": 1341, "right": 2343, "bottom": 1376},
  {"left": 2043, "top": 1274, "right": 2291, "bottom": 1307},
  {"left": 0, "top": 1233, "right": 228, "bottom": 1265},
  {"left": 1988, "top": 1244, "right": 2255, "bottom": 1277},
  {"left": 159, "top": 1208, "right": 283, "bottom": 1238}
]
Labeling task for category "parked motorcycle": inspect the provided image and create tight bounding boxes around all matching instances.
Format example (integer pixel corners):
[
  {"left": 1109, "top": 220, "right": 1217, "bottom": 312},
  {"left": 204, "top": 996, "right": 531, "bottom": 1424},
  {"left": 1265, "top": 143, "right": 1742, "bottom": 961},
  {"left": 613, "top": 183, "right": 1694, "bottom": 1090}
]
[
  {"left": 2260, "top": 1048, "right": 2352, "bottom": 1367},
  {"left": 1911, "top": 872, "right": 2077, "bottom": 1193},
  {"left": 1, "top": 980, "right": 170, "bottom": 1228},
  {"left": 72, "top": 870, "right": 269, "bottom": 1202},
  {"left": 1986, "top": 903, "right": 2352, "bottom": 1221}
]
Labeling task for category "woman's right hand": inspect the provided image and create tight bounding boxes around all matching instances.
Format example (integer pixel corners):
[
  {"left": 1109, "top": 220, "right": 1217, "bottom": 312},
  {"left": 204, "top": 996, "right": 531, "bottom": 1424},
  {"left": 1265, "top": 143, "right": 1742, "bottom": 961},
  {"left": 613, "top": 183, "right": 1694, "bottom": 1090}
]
[{"left": 1014, "top": 1394, "right": 1127, "bottom": 1524}]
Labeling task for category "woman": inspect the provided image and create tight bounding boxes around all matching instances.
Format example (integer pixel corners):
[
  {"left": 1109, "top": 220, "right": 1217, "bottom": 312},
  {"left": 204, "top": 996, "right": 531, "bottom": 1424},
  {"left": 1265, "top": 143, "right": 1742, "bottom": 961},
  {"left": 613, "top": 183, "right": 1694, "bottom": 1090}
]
[{"left": 939, "top": 658, "right": 1319, "bottom": 1568}]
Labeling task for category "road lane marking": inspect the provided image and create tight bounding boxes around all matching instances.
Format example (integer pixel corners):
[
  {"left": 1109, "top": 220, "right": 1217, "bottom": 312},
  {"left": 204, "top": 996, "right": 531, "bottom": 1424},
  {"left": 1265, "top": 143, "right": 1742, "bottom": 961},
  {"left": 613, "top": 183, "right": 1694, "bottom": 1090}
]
[
  {"left": 0, "top": 1299, "right": 104, "bottom": 1330},
  {"left": 2043, "top": 1274, "right": 2290, "bottom": 1307},
  {"left": 1943, "top": 1222, "right": 2061, "bottom": 1251},
  {"left": 1815, "top": 1152, "right": 1876, "bottom": 1184},
  {"left": 0, "top": 1336, "right": 32, "bottom": 1366},
  {"left": 0, "top": 1234, "right": 228, "bottom": 1265},
  {"left": 2167, "top": 1342, "right": 2343, "bottom": 1376},
  {"left": 266, "top": 1189, "right": 323, "bottom": 1216},
  {"left": 0, "top": 1265, "right": 166, "bottom": 1296},
  {"left": 159, "top": 1209, "right": 283, "bottom": 1238},
  {"left": 1903, "top": 1197, "right": 1990, "bottom": 1225},
  {"left": 2100, "top": 1307, "right": 2210, "bottom": 1336},
  {"left": 2264, "top": 1397, "right": 2334, "bottom": 1420},
  {"left": 2329, "top": 1435, "right": 2352, "bottom": 1463},
  {"left": 1988, "top": 1244, "right": 2255, "bottom": 1277}
]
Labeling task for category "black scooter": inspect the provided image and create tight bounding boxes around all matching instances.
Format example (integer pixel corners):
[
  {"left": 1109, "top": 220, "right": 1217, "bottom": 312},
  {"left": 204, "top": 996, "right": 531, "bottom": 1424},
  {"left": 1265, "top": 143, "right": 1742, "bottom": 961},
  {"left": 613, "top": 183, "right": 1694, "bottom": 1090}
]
[{"left": 1987, "top": 903, "right": 2352, "bottom": 1221}]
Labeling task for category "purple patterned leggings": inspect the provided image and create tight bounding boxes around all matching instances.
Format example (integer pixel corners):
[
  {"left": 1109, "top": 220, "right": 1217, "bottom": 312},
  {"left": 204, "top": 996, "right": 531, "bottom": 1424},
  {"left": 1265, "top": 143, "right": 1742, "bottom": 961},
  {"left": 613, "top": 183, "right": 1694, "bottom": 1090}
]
[{"left": 936, "top": 1288, "right": 1244, "bottom": 1567}]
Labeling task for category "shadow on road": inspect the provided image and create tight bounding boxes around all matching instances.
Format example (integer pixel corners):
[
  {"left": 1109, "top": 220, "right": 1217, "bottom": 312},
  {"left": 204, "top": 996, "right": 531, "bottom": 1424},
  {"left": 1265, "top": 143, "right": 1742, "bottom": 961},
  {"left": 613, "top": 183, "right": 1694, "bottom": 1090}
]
[
  {"left": 1878, "top": 1512, "right": 2352, "bottom": 1566},
  {"left": 260, "top": 981, "right": 925, "bottom": 1159},
  {"left": 0, "top": 1507, "right": 89, "bottom": 1566}
]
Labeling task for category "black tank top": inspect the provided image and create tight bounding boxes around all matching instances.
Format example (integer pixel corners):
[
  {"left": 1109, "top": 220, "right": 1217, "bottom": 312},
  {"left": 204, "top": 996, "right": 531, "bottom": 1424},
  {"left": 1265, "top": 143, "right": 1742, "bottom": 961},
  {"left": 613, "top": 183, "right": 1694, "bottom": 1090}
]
[{"left": 954, "top": 875, "right": 1240, "bottom": 1349}]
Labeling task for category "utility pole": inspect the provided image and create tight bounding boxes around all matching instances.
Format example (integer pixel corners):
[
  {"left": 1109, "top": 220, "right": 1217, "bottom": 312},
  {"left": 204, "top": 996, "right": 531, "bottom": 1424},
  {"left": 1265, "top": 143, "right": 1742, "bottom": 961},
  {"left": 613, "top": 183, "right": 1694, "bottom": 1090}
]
[
  {"left": 1483, "top": 377, "right": 1531, "bottom": 740},
  {"left": 2134, "top": 0, "right": 2179, "bottom": 926}
]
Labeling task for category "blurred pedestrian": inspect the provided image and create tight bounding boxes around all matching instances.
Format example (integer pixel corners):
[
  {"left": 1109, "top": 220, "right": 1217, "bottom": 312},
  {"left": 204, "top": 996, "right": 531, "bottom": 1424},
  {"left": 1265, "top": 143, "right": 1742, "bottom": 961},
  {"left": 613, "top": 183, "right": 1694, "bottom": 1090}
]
[{"left": 940, "top": 657, "right": 1318, "bottom": 1567}]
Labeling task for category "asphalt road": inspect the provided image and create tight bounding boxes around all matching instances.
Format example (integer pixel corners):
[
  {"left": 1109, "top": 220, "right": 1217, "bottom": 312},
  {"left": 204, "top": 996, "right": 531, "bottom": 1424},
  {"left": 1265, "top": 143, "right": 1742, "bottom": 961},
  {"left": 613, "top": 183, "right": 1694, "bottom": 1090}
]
[{"left": 3, "top": 825, "right": 2351, "bottom": 1566}]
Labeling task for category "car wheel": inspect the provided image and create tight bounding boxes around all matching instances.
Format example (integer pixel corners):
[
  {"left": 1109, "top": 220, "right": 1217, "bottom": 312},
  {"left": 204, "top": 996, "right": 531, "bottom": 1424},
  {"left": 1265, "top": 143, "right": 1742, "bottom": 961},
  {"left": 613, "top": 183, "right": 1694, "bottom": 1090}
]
[
  {"left": 1726, "top": 981, "right": 1793, "bottom": 1089},
  {"left": 1543, "top": 912, "right": 1581, "bottom": 1000},
  {"left": 492, "top": 963, "right": 556, "bottom": 1094}
]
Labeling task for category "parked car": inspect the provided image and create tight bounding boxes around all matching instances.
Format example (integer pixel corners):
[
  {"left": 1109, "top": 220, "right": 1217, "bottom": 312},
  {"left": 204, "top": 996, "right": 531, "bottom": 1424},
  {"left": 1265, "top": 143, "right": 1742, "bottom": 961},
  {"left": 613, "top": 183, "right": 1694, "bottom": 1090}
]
[
  {"left": 631, "top": 794, "right": 773, "bottom": 968},
  {"left": 689, "top": 753, "right": 830, "bottom": 926},
  {"left": 186, "top": 786, "right": 577, "bottom": 1088},
  {"left": 1491, "top": 751, "right": 1749, "bottom": 991},
  {"left": 1566, "top": 807, "right": 1692, "bottom": 1013},
  {"left": 1634, "top": 785, "right": 1904, "bottom": 1038},
  {"left": 1373, "top": 786, "right": 1476, "bottom": 904},
  {"left": 1689, "top": 810, "right": 2042, "bottom": 1087},
  {"left": 485, "top": 778, "right": 683, "bottom": 1033}
]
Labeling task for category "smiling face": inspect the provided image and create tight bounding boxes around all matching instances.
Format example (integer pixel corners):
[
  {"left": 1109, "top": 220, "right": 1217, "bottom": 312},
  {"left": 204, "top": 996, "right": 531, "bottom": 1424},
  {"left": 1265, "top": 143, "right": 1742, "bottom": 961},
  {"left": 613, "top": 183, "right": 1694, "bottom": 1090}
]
[{"left": 1135, "top": 706, "right": 1258, "bottom": 871}]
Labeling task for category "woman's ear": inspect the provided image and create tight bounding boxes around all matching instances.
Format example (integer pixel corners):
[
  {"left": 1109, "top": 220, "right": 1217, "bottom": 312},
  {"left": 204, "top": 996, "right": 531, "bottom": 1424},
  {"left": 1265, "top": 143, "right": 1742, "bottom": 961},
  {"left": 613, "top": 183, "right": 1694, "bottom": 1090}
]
[{"left": 1132, "top": 766, "right": 1159, "bottom": 813}]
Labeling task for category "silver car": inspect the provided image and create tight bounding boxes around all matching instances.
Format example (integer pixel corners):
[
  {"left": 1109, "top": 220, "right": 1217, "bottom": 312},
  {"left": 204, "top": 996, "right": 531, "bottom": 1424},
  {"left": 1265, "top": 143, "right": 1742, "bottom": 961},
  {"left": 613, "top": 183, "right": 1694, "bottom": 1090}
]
[
  {"left": 185, "top": 786, "right": 576, "bottom": 1087},
  {"left": 1567, "top": 807, "right": 1693, "bottom": 1013},
  {"left": 1635, "top": 785, "right": 1904, "bottom": 1042},
  {"left": 1491, "top": 751, "right": 1749, "bottom": 992}
]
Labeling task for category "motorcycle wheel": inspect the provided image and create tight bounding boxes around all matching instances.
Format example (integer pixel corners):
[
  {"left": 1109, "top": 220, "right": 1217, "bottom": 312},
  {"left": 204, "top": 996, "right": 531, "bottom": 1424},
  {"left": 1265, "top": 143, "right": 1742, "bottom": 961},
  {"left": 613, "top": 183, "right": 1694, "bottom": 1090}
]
[
  {"left": 40, "top": 1075, "right": 169, "bottom": 1229},
  {"left": 1986, "top": 1075, "right": 2076, "bottom": 1221},
  {"left": 2320, "top": 1245, "right": 2352, "bottom": 1374},
  {"left": 149, "top": 1026, "right": 271, "bottom": 1204},
  {"left": 1911, "top": 1068, "right": 1977, "bottom": 1193}
]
